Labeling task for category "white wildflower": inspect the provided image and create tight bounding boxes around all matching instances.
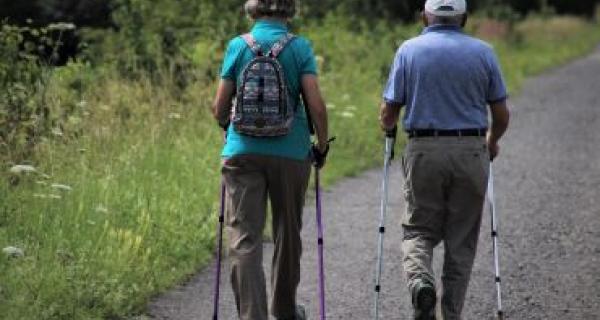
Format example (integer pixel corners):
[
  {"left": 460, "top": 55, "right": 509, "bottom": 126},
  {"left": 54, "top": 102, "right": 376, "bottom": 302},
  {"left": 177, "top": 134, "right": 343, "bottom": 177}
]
[
  {"left": 47, "top": 22, "right": 76, "bottom": 31},
  {"left": 9, "top": 165, "right": 36, "bottom": 174},
  {"left": 76, "top": 100, "right": 88, "bottom": 108},
  {"left": 3, "top": 246, "right": 24, "bottom": 258},
  {"left": 51, "top": 127, "right": 64, "bottom": 137},
  {"left": 33, "top": 193, "right": 61, "bottom": 200},
  {"left": 168, "top": 112, "right": 182, "bottom": 120},
  {"left": 95, "top": 205, "right": 109, "bottom": 214},
  {"left": 327, "top": 103, "right": 336, "bottom": 110},
  {"left": 340, "top": 111, "right": 355, "bottom": 118},
  {"left": 51, "top": 183, "right": 72, "bottom": 192}
]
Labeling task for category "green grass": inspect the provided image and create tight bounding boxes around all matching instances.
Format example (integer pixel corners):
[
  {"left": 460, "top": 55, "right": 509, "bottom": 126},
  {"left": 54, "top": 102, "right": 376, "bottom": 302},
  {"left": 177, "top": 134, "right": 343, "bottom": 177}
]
[{"left": 1, "top": 15, "right": 600, "bottom": 319}]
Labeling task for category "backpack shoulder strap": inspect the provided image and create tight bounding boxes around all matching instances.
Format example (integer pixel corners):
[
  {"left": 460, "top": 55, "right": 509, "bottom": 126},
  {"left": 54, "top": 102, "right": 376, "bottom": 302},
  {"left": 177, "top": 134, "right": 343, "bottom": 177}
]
[
  {"left": 241, "top": 33, "right": 263, "bottom": 56},
  {"left": 268, "top": 33, "right": 296, "bottom": 58}
]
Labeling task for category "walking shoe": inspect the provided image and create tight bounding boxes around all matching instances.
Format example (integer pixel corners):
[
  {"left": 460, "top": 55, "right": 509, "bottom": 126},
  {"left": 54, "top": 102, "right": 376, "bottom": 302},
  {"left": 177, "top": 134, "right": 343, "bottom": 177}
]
[
  {"left": 412, "top": 279, "right": 436, "bottom": 320},
  {"left": 277, "top": 305, "right": 306, "bottom": 320}
]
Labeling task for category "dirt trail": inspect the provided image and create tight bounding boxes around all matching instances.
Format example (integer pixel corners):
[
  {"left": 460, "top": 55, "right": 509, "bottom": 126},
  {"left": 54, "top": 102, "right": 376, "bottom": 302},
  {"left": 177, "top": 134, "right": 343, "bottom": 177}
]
[{"left": 147, "top": 47, "right": 600, "bottom": 319}]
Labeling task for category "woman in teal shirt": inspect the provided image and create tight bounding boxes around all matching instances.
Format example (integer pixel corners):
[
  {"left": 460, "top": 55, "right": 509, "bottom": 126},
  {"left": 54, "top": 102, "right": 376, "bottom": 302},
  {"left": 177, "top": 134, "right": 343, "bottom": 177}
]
[{"left": 212, "top": 1, "right": 330, "bottom": 319}]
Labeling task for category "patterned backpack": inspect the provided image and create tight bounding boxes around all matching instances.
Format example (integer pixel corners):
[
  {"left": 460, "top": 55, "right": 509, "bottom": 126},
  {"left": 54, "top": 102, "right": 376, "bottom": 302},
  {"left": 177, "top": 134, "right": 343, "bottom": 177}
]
[{"left": 232, "top": 33, "right": 296, "bottom": 137}]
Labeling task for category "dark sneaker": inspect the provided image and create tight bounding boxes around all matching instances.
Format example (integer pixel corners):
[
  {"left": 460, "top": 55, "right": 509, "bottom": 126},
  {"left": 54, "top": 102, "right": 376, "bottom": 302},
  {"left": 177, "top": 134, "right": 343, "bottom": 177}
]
[
  {"left": 277, "top": 305, "right": 306, "bottom": 320},
  {"left": 412, "top": 280, "right": 436, "bottom": 320}
]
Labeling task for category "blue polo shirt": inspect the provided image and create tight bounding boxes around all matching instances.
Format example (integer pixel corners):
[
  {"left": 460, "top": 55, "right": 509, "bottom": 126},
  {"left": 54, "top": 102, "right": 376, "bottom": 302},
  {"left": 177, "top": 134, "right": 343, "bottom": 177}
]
[
  {"left": 220, "top": 20, "right": 318, "bottom": 160},
  {"left": 383, "top": 25, "right": 508, "bottom": 130}
]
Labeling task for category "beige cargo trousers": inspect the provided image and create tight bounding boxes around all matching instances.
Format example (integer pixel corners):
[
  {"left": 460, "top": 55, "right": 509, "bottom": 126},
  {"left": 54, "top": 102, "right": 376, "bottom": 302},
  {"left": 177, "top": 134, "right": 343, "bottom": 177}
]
[
  {"left": 401, "top": 136, "right": 490, "bottom": 320},
  {"left": 222, "top": 154, "right": 311, "bottom": 320}
]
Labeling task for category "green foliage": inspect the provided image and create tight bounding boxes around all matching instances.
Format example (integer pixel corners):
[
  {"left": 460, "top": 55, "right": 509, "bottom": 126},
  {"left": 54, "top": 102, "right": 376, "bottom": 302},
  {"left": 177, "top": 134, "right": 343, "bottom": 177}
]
[
  {"left": 90, "top": 0, "right": 247, "bottom": 76},
  {"left": 1, "top": 23, "right": 52, "bottom": 163},
  {"left": 0, "top": 21, "right": 88, "bottom": 165}
]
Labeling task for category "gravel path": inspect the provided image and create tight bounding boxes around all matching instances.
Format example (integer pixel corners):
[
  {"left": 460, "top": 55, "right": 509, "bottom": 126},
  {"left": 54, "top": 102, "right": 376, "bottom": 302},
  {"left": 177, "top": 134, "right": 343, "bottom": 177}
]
[{"left": 147, "top": 47, "right": 600, "bottom": 320}]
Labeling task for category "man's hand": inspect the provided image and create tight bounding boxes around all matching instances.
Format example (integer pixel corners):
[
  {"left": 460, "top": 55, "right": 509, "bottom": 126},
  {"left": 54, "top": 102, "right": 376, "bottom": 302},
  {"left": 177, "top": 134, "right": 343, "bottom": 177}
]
[{"left": 487, "top": 138, "right": 500, "bottom": 161}]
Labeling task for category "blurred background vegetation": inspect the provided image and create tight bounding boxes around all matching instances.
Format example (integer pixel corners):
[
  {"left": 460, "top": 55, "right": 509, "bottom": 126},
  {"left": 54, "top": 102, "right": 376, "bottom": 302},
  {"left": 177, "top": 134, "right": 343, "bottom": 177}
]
[{"left": 1, "top": 0, "right": 600, "bottom": 319}]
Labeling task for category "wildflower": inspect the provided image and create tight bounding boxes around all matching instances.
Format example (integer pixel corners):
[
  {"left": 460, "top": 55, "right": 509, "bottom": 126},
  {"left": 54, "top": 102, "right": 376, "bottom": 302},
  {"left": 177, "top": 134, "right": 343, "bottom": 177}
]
[
  {"left": 9, "top": 165, "right": 36, "bottom": 174},
  {"left": 51, "top": 127, "right": 64, "bottom": 137},
  {"left": 76, "top": 100, "right": 87, "bottom": 108},
  {"left": 33, "top": 193, "right": 61, "bottom": 199},
  {"left": 51, "top": 183, "right": 72, "bottom": 192},
  {"left": 327, "top": 103, "right": 336, "bottom": 110},
  {"left": 168, "top": 113, "right": 182, "bottom": 120},
  {"left": 340, "top": 111, "right": 355, "bottom": 118},
  {"left": 47, "top": 23, "right": 76, "bottom": 31},
  {"left": 95, "top": 205, "right": 109, "bottom": 214},
  {"left": 3, "top": 246, "right": 24, "bottom": 258}
]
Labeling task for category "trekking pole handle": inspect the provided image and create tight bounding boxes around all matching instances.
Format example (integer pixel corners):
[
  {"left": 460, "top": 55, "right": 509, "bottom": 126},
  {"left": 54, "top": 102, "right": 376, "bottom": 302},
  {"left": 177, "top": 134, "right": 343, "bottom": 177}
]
[
  {"left": 385, "top": 126, "right": 398, "bottom": 139},
  {"left": 385, "top": 126, "right": 398, "bottom": 160}
]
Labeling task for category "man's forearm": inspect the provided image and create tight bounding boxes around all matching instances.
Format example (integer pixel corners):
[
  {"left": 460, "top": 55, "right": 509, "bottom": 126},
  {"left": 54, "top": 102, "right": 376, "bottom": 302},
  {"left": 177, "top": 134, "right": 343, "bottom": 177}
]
[
  {"left": 488, "top": 100, "right": 510, "bottom": 143},
  {"left": 380, "top": 101, "right": 402, "bottom": 130}
]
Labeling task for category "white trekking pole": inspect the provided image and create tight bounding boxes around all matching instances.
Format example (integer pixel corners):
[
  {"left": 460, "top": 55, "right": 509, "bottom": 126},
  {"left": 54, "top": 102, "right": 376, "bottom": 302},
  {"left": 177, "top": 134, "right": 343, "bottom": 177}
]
[
  {"left": 487, "top": 163, "right": 504, "bottom": 320},
  {"left": 373, "top": 126, "right": 397, "bottom": 320}
]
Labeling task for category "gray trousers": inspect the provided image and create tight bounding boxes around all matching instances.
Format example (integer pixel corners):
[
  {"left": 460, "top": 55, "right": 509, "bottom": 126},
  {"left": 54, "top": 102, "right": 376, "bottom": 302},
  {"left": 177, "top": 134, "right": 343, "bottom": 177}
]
[
  {"left": 222, "top": 154, "right": 311, "bottom": 320},
  {"left": 401, "top": 137, "right": 490, "bottom": 320}
]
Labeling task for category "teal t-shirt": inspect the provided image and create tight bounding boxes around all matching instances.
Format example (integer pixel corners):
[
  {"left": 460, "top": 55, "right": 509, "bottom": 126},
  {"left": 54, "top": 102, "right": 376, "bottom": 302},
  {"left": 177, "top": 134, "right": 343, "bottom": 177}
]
[{"left": 220, "top": 20, "right": 318, "bottom": 160}]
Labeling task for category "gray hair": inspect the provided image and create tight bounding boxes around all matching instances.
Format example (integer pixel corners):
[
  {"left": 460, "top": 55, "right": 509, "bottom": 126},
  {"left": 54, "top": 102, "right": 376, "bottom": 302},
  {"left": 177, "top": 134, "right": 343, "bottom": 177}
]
[{"left": 245, "top": 0, "right": 296, "bottom": 19}]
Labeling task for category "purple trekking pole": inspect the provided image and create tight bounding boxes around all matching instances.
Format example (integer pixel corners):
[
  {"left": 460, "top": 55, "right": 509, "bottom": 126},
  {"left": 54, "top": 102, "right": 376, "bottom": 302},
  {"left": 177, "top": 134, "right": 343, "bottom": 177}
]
[
  {"left": 314, "top": 167, "right": 326, "bottom": 320},
  {"left": 212, "top": 177, "right": 226, "bottom": 319}
]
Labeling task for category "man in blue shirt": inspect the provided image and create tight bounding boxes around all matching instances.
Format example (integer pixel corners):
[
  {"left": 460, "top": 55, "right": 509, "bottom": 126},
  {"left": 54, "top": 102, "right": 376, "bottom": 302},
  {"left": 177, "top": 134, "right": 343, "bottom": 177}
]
[
  {"left": 212, "top": 1, "right": 330, "bottom": 319},
  {"left": 380, "top": 0, "right": 510, "bottom": 319}
]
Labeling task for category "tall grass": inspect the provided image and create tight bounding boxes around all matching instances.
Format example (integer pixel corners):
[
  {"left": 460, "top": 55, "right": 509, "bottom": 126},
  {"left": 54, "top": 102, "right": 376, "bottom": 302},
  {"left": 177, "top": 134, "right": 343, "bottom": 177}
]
[{"left": 1, "top": 15, "right": 600, "bottom": 319}]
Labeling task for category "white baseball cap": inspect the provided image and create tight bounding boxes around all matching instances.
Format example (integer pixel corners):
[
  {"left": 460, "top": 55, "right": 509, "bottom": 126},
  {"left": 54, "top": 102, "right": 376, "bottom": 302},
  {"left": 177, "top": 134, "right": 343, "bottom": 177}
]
[{"left": 425, "top": 0, "right": 467, "bottom": 16}]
